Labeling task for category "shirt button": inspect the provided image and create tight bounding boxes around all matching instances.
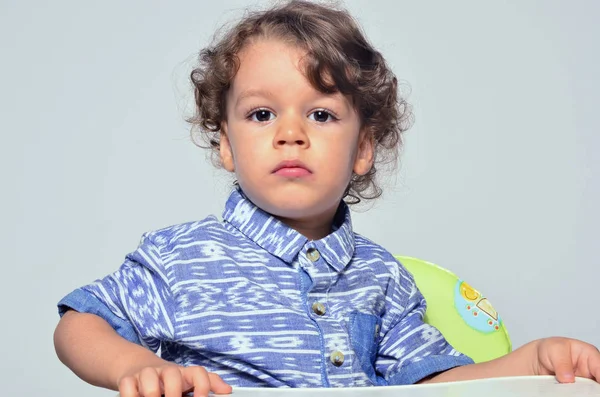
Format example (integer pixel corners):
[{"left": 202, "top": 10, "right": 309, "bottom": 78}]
[
  {"left": 312, "top": 302, "right": 326, "bottom": 316},
  {"left": 306, "top": 248, "right": 320, "bottom": 262},
  {"left": 330, "top": 350, "right": 345, "bottom": 367}
]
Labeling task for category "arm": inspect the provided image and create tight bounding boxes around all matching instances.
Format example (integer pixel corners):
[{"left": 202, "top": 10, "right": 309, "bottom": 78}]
[
  {"left": 375, "top": 267, "right": 474, "bottom": 385},
  {"left": 54, "top": 310, "right": 232, "bottom": 396},
  {"left": 56, "top": 233, "right": 233, "bottom": 396},
  {"left": 422, "top": 338, "right": 600, "bottom": 384},
  {"left": 54, "top": 310, "right": 168, "bottom": 390},
  {"left": 420, "top": 341, "right": 538, "bottom": 384}
]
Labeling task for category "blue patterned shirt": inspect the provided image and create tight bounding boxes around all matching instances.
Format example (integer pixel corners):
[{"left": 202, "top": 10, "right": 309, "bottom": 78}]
[{"left": 58, "top": 188, "right": 473, "bottom": 387}]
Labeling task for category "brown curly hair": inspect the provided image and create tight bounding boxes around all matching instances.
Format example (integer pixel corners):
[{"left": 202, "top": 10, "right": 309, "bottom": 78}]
[{"left": 188, "top": 0, "right": 412, "bottom": 204}]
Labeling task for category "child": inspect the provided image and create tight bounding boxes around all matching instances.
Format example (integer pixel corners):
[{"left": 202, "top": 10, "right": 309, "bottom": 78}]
[{"left": 54, "top": 1, "right": 600, "bottom": 396}]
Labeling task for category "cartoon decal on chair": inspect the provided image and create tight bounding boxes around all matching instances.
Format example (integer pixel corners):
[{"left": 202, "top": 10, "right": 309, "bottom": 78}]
[{"left": 454, "top": 280, "right": 502, "bottom": 334}]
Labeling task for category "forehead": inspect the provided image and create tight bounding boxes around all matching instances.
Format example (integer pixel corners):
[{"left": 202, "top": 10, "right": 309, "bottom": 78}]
[
  {"left": 233, "top": 39, "right": 307, "bottom": 89},
  {"left": 228, "top": 38, "right": 348, "bottom": 107}
]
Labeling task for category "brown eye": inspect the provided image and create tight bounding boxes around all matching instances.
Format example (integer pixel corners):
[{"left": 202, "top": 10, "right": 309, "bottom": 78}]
[
  {"left": 250, "top": 109, "right": 275, "bottom": 122},
  {"left": 309, "top": 110, "right": 336, "bottom": 123}
]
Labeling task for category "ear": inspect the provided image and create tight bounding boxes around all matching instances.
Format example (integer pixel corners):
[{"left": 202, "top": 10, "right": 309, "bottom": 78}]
[
  {"left": 353, "top": 129, "right": 374, "bottom": 176},
  {"left": 219, "top": 122, "right": 235, "bottom": 172}
]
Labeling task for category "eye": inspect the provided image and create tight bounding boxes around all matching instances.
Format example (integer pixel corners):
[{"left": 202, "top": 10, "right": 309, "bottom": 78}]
[
  {"left": 248, "top": 109, "right": 275, "bottom": 122},
  {"left": 309, "top": 109, "right": 338, "bottom": 123}
]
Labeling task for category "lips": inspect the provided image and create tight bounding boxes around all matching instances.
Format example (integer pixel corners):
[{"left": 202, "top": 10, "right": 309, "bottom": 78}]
[{"left": 272, "top": 160, "right": 312, "bottom": 177}]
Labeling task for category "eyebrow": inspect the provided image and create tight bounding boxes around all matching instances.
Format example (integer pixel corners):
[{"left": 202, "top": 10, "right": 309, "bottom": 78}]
[
  {"left": 234, "top": 87, "right": 348, "bottom": 110},
  {"left": 235, "top": 89, "right": 275, "bottom": 107}
]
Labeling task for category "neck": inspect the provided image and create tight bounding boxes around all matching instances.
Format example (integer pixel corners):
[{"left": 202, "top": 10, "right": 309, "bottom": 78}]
[{"left": 274, "top": 205, "right": 341, "bottom": 241}]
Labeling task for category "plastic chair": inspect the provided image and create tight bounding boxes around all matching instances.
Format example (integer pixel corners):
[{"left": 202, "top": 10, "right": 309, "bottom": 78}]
[{"left": 396, "top": 255, "right": 512, "bottom": 363}]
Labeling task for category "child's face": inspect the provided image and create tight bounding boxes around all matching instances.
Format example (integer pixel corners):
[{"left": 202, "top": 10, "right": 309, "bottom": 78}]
[{"left": 220, "top": 38, "right": 373, "bottom": 231}]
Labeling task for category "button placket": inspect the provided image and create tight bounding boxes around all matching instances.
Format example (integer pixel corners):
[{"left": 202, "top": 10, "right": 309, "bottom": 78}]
[{"left": 303, "top": 245, "right": 349, "bottom": 376}]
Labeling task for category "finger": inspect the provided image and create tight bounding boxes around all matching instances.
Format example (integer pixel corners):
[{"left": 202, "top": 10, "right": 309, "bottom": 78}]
[
  {"left": 589, "top": 350, "right": 600, "bottom": 382},
  {"left": 549, "top": 341, "right": 575, "bottom": 383},
  {"left": 208, "top": 373, "right": 233, "bottom": 394},
  {"left": 573, "top": 348, "right": 594, "bottom": 379},
  {"left": 159, "top": 366, "right": 183, "bottom": 397},
  {"left": 118, "top": 376, "right": 140, "bottom": 397},
  {"left": 139, "top": 367, "right": 163, "bottom": 397},
  {"left": 182, "top": 366, "right": 211, "bottom": 397}
]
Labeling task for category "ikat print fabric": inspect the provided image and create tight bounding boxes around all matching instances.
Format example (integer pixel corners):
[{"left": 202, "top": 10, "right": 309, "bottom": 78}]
[{"left": 58, "top": 188, "right": 473, "bottom": 387}]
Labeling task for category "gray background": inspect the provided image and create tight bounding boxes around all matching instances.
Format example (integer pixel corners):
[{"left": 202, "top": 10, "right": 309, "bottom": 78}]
[{"left": 1, "top": 0, "right": 598, "bottom": 395}]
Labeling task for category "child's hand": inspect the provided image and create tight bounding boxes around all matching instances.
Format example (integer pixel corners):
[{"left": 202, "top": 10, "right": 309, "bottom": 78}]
[
  {"left": 533, "top": 337, "right": 600, "bottom": 383},
  {"left": 118, "top": 364, "right": 232, "bottom": 397}
]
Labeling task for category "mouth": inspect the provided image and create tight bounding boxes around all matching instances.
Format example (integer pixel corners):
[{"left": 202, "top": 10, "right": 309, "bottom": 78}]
[{"left": 272, "top": 160, "right": 312, "bottom": 177}]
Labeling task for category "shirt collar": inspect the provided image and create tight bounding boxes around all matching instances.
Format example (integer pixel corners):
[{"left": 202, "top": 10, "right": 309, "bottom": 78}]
[{"left": 222, "top": 188, "right": 355, "bottom": 271}]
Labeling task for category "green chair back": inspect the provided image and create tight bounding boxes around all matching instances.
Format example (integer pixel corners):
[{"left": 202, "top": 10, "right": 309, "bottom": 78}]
[{"left": 396, "top": 255, "right": 511, "bottom": 363}]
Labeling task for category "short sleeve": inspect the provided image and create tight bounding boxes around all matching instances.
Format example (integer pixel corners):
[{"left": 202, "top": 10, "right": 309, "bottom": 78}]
[
  {"left": 375, "top": 268, "right": 474, "bottom": 385},
  {"left": 57, "top": 234, "right": 176, "bottom": 352}
]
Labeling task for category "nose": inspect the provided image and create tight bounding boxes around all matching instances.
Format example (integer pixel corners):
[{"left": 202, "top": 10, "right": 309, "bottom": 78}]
[{"left": 273, "top": 114, "right": 310, "bottom": 149}]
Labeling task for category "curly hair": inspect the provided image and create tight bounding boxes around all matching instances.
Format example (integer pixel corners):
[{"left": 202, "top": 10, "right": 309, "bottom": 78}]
[{"left": 188, "top": 0, "right": 412, "bottom": 204}]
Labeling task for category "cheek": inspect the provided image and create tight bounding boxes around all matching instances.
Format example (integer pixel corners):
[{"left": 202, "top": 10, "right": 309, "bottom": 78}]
[
  {"left": 314, "top": 140, "right": 356, "bottom": 180},
  {"left": 230, "top": 135, "right": 268, "bottom": 172},
  {"left": 327, "top": 135, "right": 359, "bottom": 163}
]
